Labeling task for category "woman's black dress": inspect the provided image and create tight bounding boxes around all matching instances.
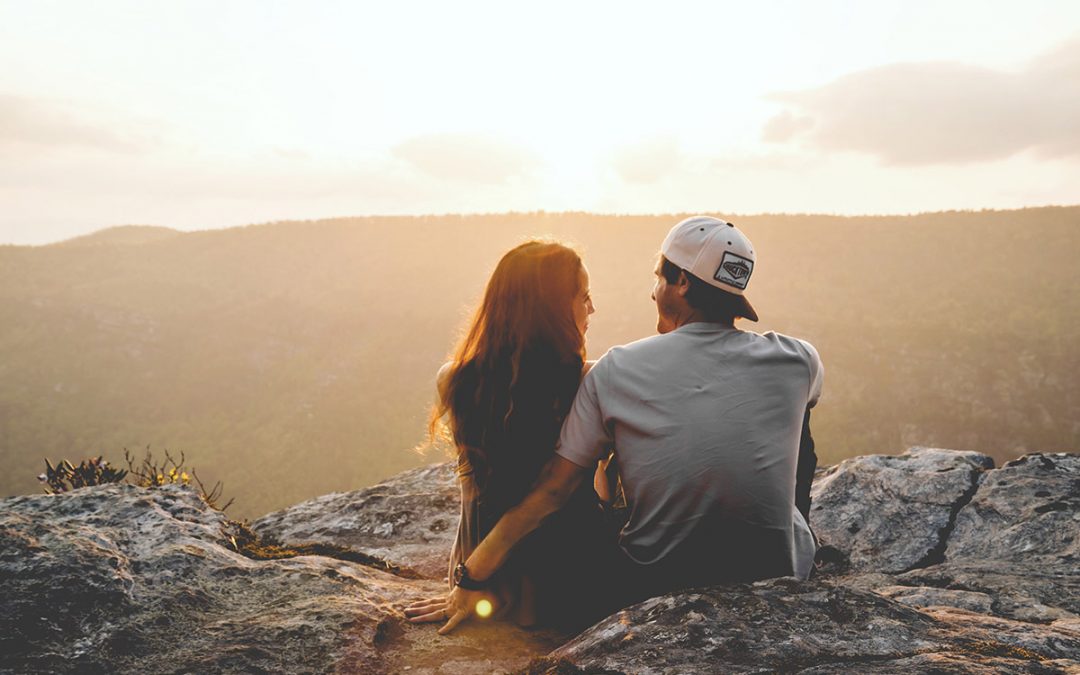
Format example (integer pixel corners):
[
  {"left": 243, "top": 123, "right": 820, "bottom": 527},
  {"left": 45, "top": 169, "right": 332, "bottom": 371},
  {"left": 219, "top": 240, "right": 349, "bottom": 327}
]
[{"left": 445, "top": 355, "right": 608, "bottom": 630}]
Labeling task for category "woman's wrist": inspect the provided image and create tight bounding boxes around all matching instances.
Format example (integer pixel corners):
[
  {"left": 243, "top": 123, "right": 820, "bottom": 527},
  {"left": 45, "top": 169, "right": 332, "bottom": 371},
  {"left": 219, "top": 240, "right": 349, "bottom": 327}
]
[{"left": 453, "top": 562, "right": 489, "bottom": 590}]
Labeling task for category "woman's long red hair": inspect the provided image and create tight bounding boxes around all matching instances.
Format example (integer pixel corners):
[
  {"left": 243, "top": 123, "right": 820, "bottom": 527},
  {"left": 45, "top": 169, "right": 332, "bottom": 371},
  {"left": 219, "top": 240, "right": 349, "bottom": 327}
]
[{"left": 431, "top": 240, "right": 586, "bottom": 490}]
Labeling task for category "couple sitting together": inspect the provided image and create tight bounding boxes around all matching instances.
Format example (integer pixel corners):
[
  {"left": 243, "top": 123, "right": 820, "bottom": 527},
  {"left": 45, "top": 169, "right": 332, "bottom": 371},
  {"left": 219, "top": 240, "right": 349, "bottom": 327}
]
[{"left": 405, "top": 216, "right": 824, "bottom": 634}]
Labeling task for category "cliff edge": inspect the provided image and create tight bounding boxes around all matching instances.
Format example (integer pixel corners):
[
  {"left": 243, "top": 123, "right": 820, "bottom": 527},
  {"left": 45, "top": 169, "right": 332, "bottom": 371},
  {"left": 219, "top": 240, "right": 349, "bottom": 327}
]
[{"left": 2, "top": 448, "right": 1078, "bottom": 673}]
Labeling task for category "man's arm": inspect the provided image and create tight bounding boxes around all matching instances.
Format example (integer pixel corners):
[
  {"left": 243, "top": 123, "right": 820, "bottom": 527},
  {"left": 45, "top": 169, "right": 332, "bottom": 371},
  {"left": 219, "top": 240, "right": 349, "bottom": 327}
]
[
  {"left": 466, "top": 455, "right": 586, "bottom": 579},
  {"left": 795, "top": 407, "right": 816, "bottom": 524},
  {"left": 417, "top": 362, "right": 610, "bottom": 633},
  {"left": 433, "top": 455, "right": 588, "bottom": 633}
]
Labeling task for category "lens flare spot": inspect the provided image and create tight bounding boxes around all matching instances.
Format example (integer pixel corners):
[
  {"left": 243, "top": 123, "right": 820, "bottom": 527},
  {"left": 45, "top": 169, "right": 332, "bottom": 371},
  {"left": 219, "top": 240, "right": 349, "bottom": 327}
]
[{"left": 475, "top": 599, "right": 493, "bottom": 618}]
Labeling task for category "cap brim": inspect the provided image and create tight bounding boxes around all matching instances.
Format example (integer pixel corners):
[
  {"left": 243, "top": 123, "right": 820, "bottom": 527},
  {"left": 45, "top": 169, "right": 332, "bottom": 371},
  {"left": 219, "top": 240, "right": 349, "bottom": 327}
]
[{"left": 735, "top": 294, "right": 759, "bottom": 322}]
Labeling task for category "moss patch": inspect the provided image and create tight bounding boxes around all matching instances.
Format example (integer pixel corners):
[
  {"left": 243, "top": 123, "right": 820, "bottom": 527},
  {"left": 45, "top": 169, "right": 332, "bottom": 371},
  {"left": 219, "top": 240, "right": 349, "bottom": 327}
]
[{"left": 223, "top": 520, "right": 422, "bottom": 579}]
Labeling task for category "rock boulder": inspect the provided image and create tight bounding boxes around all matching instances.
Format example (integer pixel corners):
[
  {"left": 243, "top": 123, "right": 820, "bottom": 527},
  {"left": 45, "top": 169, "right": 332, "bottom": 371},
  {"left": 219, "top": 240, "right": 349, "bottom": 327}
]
[
  {"left": 809, "top": 447, "right": 994, "bottom": 574},
  {"left": 537, "top": 578, "right": 1080, "bottom": 674},
  {"left": 3, "top": 448, "right": 1079, "bottom": 674},
  {"left": 0, "top": 482, "right": 560, "bottom": 674},
  {"left": 251, "top": 462, "right": 459, "bottom": 580}
]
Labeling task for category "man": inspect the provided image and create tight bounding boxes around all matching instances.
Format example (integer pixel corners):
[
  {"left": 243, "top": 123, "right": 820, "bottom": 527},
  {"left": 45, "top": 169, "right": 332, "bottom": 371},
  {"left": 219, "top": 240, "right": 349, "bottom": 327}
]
[{"left": 407, "top": 216, "right": 823, "bottom": 634}]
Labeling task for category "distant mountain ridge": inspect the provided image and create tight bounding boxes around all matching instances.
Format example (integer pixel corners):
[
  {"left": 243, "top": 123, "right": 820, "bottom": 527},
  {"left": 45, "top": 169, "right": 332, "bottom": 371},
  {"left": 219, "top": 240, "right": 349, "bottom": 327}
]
[
  {"left": 1, "top": 207, "right": 1078, "bottom": 519},
  {"left": 52, "top": 225, "right": 182, "bottom": 247}
]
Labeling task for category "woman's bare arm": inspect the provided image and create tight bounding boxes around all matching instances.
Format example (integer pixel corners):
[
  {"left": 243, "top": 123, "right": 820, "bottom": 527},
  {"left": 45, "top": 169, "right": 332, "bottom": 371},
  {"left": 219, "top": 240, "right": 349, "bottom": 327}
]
[{"left": 436, "top": 361, "right": 453, "bottom": 406}]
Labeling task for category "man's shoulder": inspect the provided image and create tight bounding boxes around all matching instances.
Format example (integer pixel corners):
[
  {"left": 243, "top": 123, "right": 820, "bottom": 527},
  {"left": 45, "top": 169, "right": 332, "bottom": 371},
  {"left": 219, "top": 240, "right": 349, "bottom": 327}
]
[
  {"left": 755, "top": 332, "right": 824, "bottom": 405},
  {"left": 757, "top": 331, "right": 821, "bottom": 359},
  {"left": 754, "top": 331, "right": 824, "bottom": 398},
  {"left": 592, "top": 332, "right": 677, "bottom": 371},
  {"left": 715, "top": 329, "right": 824, "bottom": 374},
  {"left": 593, "top": 328, "right": 819, "bottom": 362},
  {"left": 590, "top": 328, "right": 822, "bottom": 375}
]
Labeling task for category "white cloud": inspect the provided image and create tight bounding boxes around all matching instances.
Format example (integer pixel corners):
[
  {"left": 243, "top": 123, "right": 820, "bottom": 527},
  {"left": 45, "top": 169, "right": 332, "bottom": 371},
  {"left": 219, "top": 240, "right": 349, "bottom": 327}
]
[
  {"left": 763, "top": 36, "right": 1080, "bottom": 165},
  {"left": 0, "top": 95, "right": 151, "bottom": 154}
]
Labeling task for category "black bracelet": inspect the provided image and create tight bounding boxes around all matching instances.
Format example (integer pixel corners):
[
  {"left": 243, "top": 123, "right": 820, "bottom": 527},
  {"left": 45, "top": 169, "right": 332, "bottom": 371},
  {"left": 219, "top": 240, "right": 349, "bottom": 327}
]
[{"left": 453, "top": 562, "right": 489, "bottom": 590}]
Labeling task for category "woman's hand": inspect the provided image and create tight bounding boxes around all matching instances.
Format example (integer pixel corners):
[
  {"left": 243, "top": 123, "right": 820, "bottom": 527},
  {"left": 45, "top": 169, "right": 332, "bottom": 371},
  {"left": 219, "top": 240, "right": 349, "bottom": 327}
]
[
  {"left": 439, "top": 586, "right": 483, "bottom": 634},
  {"left": 404, "top": 587, "right": 492, "bottom": 634},
  {"left": 404, "top": 595, "right": 450, "bottom": 624}
]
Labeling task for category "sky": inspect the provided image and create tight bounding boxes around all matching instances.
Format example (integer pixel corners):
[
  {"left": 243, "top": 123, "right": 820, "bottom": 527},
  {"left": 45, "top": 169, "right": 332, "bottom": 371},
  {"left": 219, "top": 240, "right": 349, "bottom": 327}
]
[{"left": 1, "top": 0, "right": 1078, "bottom": 245}]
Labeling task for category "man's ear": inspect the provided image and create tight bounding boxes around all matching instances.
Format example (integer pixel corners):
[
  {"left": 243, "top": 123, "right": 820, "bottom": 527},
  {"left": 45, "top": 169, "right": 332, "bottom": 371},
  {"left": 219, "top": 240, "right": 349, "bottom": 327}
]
[{"left": 676, "top": 271, "right": 692, "bottom": 297}]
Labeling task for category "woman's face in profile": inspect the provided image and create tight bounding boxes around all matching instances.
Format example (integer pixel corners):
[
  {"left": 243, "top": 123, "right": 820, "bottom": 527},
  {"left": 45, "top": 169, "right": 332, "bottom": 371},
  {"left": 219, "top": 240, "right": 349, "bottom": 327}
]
[{"left": 572, "top": 265, "right": 595, "bottom": 336}]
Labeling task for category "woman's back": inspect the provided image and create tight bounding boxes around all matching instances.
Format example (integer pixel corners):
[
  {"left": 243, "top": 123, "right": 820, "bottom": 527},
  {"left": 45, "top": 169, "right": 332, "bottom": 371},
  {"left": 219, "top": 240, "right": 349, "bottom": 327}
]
[{"left": 450, "top": 352, "right": 578, "bottom": 519}]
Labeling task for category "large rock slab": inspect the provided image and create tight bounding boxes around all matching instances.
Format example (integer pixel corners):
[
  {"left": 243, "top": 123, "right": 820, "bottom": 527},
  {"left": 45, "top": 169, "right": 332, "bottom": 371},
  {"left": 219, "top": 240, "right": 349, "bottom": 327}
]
[
  {"left": 896, "top": 562, "right": 1080, "bottom": 625},
  {"left": 0, "top": 482, "right": 561, "bottom": 674},
  {"left": 810, "top": 447, "right": 994, "bottom": 573},
  {"left": 537, "top": 577, "right": 1080, "bottom": 674},
  {"left": 252, "top": 462, "right": 458, "bottom": 580},
  {"left": 889, "top": 453, "right": 1080, "bottom": 624},
  {"left": 794, "top": 653, "right": 1080, "bottom": 674},
  {"left": 874, "top": 585, "right": 995, "bottom": 614},
  {"left": 947, "top": 453, "right": 1080, "bottom": 565},
  {"left": 6, "top": 448, "right": 1080, "bottom": 673}
]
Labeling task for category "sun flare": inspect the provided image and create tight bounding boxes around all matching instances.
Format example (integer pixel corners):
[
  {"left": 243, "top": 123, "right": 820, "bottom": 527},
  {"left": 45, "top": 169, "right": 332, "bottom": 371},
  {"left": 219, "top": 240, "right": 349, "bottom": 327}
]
[{"left": 475, "top": 599, "right": 493, "bottom": 619}]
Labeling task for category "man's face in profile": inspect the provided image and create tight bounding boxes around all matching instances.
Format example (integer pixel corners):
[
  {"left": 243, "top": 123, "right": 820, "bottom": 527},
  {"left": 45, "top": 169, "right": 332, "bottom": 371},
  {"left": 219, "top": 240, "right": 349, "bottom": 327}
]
[{"left": 651, "top": 259, "right": 678, "bottom": 335}]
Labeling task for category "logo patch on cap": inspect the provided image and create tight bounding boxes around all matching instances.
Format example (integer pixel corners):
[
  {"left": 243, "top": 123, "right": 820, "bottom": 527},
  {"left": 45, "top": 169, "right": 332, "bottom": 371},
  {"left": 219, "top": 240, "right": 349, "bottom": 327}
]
[{"left": 715, "top": 252, "right": 753, "bottom": 290}]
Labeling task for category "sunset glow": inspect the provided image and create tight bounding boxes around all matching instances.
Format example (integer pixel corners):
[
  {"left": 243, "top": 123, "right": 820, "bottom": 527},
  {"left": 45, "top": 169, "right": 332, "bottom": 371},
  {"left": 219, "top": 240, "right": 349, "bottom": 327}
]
[{"left": 1, "top": 1, "right": 1078, "bottom": 244}]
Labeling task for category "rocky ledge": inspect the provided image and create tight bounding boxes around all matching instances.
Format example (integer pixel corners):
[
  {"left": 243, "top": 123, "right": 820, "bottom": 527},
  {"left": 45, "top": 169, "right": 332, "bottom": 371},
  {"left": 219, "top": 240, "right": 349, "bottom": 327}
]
[{"left": 2, "top": 448, "right": 1078, "bottom": 674}]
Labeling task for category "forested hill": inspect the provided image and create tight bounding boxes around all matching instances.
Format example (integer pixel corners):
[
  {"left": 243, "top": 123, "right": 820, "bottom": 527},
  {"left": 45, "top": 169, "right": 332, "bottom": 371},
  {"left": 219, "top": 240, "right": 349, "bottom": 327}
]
[{"left": 1, "top": 207, "right": 1077, "bottom": 519}]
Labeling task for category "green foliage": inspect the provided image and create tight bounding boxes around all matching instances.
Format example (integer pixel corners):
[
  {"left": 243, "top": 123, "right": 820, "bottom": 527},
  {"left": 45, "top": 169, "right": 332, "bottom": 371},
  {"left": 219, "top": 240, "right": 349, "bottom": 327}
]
[{"left": 38, "top": 456, "right": 127, "bottom": 494}]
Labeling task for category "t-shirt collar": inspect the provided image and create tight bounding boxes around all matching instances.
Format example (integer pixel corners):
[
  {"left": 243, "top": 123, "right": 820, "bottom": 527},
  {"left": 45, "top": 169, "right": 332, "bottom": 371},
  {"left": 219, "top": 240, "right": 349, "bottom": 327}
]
[{"left": 672, "top": 321, "right": 739, "bottom": 335}]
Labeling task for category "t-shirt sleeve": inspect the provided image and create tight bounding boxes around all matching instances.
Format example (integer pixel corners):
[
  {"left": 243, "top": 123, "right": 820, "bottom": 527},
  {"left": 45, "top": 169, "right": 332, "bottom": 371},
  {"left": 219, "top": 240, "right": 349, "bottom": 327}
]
[
  {"left": 801, "top": 340, "right": 824, "bottom": 408},
  {"left": 555, "top": 366, "right": 612, "bottom": 468}
]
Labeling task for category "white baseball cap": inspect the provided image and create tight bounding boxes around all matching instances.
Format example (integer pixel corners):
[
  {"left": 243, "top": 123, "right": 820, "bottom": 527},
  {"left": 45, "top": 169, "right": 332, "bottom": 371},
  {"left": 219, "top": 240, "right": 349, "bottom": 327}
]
[{"left": 660, "top": 215, "right": 759, "bottom": 322}]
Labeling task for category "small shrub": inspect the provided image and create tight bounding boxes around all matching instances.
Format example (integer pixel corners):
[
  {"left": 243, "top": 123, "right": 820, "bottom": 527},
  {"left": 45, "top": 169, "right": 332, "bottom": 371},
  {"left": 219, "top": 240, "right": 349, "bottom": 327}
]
[
  {"left": 38, "top": 447, "right": 234, "bottom": 512},
  {"left": 38, "top": 456, "right": 127, "bottom": 494},
  {"left": 124, "top": 447, "right": 234, "bottom": 512}
]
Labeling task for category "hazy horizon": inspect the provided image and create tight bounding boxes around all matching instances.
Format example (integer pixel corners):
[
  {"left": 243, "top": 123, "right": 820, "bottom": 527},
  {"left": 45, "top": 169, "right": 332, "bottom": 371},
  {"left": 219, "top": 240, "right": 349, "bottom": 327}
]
[{"left": 6, "top": 202, "right": 1080, "bottom": 247}]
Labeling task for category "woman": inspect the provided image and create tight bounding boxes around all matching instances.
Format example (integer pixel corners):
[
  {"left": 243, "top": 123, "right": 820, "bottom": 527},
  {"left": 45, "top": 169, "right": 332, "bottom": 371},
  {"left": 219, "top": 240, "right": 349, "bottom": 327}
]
[{"left": 405, "top": 240, "right": 606, "bottom": 630}]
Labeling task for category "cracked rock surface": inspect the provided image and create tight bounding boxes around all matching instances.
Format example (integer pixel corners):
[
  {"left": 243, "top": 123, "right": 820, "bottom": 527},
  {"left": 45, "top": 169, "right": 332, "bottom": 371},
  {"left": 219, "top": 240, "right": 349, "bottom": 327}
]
[
  {"left": 809, "top": 447, "right": 994, "bottom": 574},
  {"left": 3, "top": 448, "right": 1078, "bottom": 673},
  {"left": 251, "top": 462, "right": 459, "bottom": 580},
  {"left": 946, "top": 453, "right": 1080, "bottom": 565},
  {"left": 895, "top": 452, "right": 1080, "bottom": 624},
  {"left": 536, "top": 578, "right": 1080, "bottom": 674},
  {"left": 0, "top": 482, "right": 560, "bottom": 674}
]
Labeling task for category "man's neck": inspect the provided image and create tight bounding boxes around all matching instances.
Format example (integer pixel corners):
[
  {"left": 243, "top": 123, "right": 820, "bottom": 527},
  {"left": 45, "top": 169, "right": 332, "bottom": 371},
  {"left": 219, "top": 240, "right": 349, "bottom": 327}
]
[{"left": 673, "top": 311, "right": 734, "bottom": 330}]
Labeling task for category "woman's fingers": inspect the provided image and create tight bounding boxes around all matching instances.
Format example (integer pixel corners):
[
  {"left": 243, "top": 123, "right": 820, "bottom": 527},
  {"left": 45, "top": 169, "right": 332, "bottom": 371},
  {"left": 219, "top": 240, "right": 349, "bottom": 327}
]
[
  {"left": 408, "top": 607, "right": 449, "bottom": 624},
  {"left": 438, "top": 608, "right": 470, "bottom": 635},
  {"left": 406, "top": 588, "right": 477, "bottom": 633},
  {"left": 404, "top": 598, "right": 446, "bottom": 616},
  {"left": 404, "top": 599, "right": 442, "bottom": 611},
  {"left": 405, "top": 597, "right": 450, "bottom": 623}
]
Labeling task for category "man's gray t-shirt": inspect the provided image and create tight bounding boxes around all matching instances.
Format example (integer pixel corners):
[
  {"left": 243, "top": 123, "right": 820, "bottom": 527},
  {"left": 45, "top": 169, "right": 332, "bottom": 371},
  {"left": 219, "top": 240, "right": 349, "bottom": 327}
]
[{"left": 556, "top": 322, "right": 823, "bottom": 575}]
